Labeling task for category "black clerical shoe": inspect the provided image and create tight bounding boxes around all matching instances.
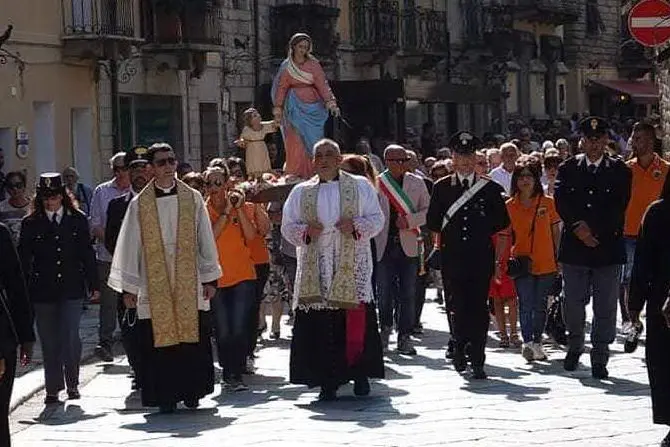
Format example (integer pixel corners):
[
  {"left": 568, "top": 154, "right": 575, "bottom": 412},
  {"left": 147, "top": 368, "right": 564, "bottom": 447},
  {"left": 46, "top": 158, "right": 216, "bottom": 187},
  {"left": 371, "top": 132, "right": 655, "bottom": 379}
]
[
  {"left": 471, "top": 367, "right": 488, "bottom": 380},
  {"left": 353, "top": 378, "right": 371, "bottom": 397},
  {"left": 445, "top": 339, "right": 455, "bottom": 359},
  {"left": 94, "top": 345, "right": 114, "bottom": 363},
  {"left": 591, "top": 364, "right": 609, "bottom": 380},
  {"left": 67, "top": 389, "right": 81, "bottom": 400},
  {"left": 183, "top": 399, "right": 199, "bottom": 409},
  {"left": 318, "top": 386, "right": 337, "bottom": 401},
  {"left": 452, "top": 355, "right": 467, "bottom": 373},
  {"left": 158, "top": 403, "right": 177, "bottom": 414},
  {"left": 564, "top": 351, "right": 581, "bottom": 371}
]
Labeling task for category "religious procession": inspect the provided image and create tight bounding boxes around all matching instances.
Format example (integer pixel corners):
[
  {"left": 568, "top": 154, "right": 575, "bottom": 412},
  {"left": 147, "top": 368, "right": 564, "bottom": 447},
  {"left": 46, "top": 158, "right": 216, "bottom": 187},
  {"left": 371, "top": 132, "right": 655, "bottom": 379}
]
[{"left": 1, "top": 20, "right": 670, "bottom": 447}]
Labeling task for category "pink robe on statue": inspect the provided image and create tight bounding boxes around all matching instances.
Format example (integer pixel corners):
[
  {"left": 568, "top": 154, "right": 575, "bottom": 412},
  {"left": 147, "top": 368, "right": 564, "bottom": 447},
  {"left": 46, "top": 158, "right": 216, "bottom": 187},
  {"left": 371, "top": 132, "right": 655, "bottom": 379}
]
[{"left": 273, "top": 59, "right": 335, "bottom": 179}]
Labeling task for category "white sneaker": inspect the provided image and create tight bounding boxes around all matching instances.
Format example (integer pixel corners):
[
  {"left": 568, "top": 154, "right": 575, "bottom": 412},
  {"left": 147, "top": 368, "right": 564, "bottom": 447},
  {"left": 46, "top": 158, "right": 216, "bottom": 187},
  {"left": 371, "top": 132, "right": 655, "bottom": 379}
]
[
  {"left": 532, "top": 342, "right": 548, "bottom": 361},
  {"left": 521, "top": 343, "right": 535, "bottom": 362}
]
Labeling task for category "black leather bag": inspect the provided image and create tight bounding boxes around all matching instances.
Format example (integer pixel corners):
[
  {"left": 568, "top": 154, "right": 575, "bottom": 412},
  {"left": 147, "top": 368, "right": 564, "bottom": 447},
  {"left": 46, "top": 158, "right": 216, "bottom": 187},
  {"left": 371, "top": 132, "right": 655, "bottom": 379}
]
[{"left": 507, "top": 198, "right": 541, "bottom": 280}]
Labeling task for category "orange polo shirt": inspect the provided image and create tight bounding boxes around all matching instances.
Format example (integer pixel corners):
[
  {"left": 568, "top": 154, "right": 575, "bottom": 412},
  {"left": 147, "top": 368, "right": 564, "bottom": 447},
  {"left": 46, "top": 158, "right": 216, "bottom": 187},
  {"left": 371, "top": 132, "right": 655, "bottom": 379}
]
[
  {"left": 207, "top": 201, "right": 257, "bottom": 288},
  {"left": 248, "top": 234, "right": 270, "bottom": 265},
  {"left": 624, "top": 154, "right": 670, "bottom": 237},
  {"left": 506, "top": 195, "right": 561, "bottom": 275}
]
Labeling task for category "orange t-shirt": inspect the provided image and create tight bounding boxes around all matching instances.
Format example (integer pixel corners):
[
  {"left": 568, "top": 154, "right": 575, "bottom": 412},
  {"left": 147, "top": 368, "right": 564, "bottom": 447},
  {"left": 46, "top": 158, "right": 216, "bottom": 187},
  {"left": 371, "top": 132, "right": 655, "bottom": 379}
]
[
  {"left": 248, "top": 234, "right": 270, "bottom": 265},
  {"left": 207, "top": 201, "right": 257, "bottom": 288},
  {"left": 506, "top": 195, "right": 561, "bottom": 275},
  {"left": 624, "top": 154, "right": 669, "bottom": 237}
]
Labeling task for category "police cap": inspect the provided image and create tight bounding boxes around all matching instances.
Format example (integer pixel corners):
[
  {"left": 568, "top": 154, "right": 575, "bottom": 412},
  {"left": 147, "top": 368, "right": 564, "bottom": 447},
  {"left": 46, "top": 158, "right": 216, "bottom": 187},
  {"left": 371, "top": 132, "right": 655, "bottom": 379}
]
[
  {"left": 579, "top": 116, "right": 610, "bottom": 138},
  {"left": 448, "top": 131, "right": 482, "bottom": 155},
  {"left": 125, "top": 146, "right": 150, "bottom": 167}
]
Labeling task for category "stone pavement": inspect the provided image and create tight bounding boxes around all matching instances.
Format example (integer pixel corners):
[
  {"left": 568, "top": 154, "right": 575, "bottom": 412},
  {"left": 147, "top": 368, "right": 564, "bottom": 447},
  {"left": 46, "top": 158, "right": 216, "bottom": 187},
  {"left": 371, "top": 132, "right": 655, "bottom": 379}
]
[{"left": 9, "top": 295, "right": 668, "bottom": 447}]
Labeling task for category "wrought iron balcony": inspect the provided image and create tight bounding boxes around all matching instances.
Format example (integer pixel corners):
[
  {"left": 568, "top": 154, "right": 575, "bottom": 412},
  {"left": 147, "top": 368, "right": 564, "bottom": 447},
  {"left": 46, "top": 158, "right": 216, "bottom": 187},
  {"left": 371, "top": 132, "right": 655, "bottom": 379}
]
[
  {"left": 401, "top": 6, "right": 448, "bottom": 54},
  {"left": 142, "top": 1, "right": 224, "bottom": 52},
  {"left": 61, "top": 0, "right": 141, "bottom": 59},
  {"left": 350, "top": 0, "right": 400, "bottom": 51}
]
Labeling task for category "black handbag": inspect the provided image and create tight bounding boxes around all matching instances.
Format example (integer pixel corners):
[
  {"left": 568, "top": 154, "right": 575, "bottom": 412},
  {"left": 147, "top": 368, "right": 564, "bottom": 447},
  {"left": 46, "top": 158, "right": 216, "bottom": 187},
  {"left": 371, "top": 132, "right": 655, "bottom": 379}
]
[
  {"left": 507, "top": 198, "right": 541, "bottom": 279},
  {"left": 546, "top": 295, "right": 568, "bottom": 346}
]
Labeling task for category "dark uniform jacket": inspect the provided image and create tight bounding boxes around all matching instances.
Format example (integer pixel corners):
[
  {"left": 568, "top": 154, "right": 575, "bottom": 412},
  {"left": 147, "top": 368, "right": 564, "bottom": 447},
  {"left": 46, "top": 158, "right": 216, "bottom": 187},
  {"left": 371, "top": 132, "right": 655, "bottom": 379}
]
[
  {"left": 0, "top": 223, "right": 34, "bottom": 356},
  {"left": 104, "top": 192, "right": 132, "bottom": 256},
  {"left": 18, "top": 209, "right": 99, "bottom": 303},
  {"left": 426, "top": 174, "right": 510, "bottom": 278},
  {"left": 554, "top": 153, "right": 632, "bottom": 267}
]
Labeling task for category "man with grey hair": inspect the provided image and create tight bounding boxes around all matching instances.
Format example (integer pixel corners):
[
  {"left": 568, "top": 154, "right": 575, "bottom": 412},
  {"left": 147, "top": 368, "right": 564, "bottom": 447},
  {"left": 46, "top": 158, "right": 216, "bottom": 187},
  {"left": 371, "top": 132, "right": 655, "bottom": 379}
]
[
  {"left": 282, "top": 138, "right": 385, "bottom": 401},
  {"left": 90, "top": 152, "right": 131, "bottom": 362},
  {"left": 555, "top": 138, "right": 570, "bottom": 159},
  {"left": 62, "top": 166, "right": 93, "bottom": 216}
]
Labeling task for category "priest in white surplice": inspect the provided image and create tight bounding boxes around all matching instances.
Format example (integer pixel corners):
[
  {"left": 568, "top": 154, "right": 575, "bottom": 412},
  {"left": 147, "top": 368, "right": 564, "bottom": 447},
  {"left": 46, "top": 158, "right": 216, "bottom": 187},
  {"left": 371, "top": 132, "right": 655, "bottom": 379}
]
[
  {"left": 108, "top": 143, "right": 221, "bottom": 414},
  {"left": 282, "top": 138, "right": 385, "bottom": 401}
]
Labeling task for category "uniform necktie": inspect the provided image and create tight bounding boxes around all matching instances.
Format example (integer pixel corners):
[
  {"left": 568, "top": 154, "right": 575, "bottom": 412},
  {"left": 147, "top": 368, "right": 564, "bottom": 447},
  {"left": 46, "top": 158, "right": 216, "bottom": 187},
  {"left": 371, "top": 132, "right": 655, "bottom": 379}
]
[
  {"left": 51, "top": 213, "right": 58, "bottom": 226},
  {"left": 588, "top": 164, "right": 597, "bottom": 174},
  {"left": 462, "top": 178, "right": 469, "bottom": 190}
]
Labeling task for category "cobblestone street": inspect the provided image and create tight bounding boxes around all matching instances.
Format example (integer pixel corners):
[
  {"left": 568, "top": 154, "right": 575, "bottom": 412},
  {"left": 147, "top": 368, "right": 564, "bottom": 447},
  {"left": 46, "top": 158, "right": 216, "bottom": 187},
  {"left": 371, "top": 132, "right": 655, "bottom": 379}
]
[{"left": 9, "top": 296, "right": 667, "bottom": 447}]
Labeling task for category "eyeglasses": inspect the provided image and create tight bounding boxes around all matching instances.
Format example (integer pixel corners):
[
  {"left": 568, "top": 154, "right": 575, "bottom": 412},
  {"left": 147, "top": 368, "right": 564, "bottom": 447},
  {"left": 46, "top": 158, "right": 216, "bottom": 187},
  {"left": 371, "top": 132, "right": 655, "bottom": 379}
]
[
  {"left": 153, "top": 157, "right": 177, "bottom": 167},
  {"left": 7, "top": 182, "right": 24, "bottom": 189},
  {"left": 385, "top": 158, "right": 409, "bottom": 163},
  {"left": 205, "top": 179, "right": 225, "bottom": 187}
]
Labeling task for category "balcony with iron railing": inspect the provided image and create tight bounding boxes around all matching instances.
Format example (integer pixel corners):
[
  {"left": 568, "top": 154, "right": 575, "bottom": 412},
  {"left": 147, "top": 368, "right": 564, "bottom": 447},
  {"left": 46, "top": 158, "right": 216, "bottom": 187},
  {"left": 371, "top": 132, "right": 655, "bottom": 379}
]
[
  {"left": 61, "top": 0, "right": 142, "bottom": 58},
  {"left": 350, "top": 0, "right": 400, "bottom": 51},
  {"left": 141, "top": 1, "right": 224, "bottom": 52},
  {"left": 511, "top": 0, "right": 581, "bottom": 24},
  {"left": 401, "top": 7, "right": 449, "bottom": 54}
]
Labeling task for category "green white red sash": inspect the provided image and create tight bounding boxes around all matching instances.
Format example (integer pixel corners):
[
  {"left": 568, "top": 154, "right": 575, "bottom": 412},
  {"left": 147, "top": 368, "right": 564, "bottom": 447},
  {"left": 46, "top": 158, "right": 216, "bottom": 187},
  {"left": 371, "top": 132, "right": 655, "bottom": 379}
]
[{"left": 378, "top": 170, "right": 420, "bottom": 235}]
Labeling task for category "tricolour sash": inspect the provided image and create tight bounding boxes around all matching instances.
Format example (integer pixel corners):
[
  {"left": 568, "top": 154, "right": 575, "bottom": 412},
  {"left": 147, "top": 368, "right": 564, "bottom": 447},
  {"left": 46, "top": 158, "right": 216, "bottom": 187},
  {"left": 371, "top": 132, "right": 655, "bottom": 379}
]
[{"left": 378, "top": 170, "right": 420, "bottom": 235}]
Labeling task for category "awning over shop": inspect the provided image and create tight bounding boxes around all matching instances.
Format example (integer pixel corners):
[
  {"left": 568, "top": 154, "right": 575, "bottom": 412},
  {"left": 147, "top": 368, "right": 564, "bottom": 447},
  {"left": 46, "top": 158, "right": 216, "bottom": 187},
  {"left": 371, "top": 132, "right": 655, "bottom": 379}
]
[
  {"left": 404, "top": 79, "right": 502, "bottom": 104},
  {"left": 589, "top": 79, "right": 659, "bottom": 104}
]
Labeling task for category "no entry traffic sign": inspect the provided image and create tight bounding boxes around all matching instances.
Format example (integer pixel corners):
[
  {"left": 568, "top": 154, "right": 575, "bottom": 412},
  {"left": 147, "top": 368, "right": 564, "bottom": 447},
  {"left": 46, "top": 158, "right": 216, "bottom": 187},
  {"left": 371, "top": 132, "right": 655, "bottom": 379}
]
[{"left": 629, "top": 0, "right": 670, "bottom": 47}]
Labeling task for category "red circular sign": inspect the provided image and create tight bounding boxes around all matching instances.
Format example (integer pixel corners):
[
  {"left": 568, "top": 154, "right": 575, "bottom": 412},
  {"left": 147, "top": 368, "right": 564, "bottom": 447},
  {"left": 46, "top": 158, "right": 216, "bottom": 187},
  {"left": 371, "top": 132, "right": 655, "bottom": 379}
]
[{"left": 629, "top": 0, "right": 670, "bottom": 47}]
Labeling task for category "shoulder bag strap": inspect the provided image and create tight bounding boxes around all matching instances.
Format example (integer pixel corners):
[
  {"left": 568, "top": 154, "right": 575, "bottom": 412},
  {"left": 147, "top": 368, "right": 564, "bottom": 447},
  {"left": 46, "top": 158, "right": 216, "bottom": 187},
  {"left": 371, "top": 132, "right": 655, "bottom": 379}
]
[{"left": 528, "top": 196, "right": 542, "bottom": 255}]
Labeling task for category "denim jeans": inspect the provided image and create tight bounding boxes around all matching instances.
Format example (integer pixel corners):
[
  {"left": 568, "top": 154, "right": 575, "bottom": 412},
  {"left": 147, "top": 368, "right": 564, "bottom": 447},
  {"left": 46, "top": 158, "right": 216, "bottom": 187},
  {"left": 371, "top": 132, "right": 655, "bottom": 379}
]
[
  {"left": 34, "top": 299, "right": 84, "bottom": 395},
  {"left": 211, "top": 281, "right": 256, "bottom": 379},
  {"left": 515, "top": 273, "right": 555, "bottom": 343},
  {"left": 376, "top": 238, "right": 418, "bottom": 337}
]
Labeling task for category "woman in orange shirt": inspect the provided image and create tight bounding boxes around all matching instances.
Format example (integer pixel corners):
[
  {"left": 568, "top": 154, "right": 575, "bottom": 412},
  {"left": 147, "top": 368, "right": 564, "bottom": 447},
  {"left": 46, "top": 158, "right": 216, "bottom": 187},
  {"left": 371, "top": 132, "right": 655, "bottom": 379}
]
[
  {"left": 505, "top": 159, "right": 561, "bottom": 362},
  {"left": 205, "top": 166, "right": 258, "bottom": 391}
]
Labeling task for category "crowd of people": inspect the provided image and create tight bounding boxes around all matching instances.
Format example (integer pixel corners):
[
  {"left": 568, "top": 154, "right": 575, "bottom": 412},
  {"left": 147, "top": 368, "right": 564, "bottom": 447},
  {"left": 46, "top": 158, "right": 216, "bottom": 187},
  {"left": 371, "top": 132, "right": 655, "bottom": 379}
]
[{"left": 0, "top": 114, "right": 669, "bottom": 446}]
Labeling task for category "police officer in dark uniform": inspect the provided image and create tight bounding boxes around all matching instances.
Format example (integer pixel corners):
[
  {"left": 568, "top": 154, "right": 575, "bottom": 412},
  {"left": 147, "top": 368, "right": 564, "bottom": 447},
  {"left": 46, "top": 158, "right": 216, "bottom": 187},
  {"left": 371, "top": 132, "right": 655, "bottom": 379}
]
[
  {"left": 554, "top": 116, "right": 632, "bottom": 379},
  {"left": 18, "top": 173, "right": 99, "bottom": 404},
  {"left": 426, "top": 131, "right": 510, "bottom": 379},
  {"left": 104, "top": 146, "right": 152, "bottom": 390}
]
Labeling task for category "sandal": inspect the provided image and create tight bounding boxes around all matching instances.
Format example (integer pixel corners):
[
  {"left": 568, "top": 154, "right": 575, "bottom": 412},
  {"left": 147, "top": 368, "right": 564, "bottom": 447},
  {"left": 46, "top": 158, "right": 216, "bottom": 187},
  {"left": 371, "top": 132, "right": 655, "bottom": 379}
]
[
  {"left": 499, "top": 333, "right": 510, "bottom": 348},
  {"left": 510, "top": 333, "right": 522, "bottom": 348}
]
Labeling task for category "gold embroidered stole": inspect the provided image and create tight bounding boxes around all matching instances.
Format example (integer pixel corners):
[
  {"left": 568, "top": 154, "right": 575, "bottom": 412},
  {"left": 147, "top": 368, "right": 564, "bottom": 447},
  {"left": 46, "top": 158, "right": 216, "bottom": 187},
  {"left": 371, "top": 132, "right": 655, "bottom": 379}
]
[
  {"left": 298, "top": 171, "right": 358, "bottom": 309},
  {"left": 138, "top": 179, "right": 199, "bottom": 348}
]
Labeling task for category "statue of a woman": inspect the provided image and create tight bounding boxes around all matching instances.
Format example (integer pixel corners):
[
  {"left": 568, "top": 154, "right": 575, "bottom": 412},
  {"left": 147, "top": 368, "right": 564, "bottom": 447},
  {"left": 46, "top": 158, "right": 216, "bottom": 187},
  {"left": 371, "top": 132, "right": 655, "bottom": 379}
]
[{"left": 272, "top": 33, "right": 340, "bottom": 179}]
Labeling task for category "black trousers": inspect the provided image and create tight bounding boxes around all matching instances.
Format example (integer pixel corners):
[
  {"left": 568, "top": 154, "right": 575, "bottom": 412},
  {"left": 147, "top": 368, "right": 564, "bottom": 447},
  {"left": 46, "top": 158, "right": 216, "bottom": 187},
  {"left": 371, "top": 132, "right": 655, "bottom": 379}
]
[
  {"left": 0, "top": 348, "right": 17, "bottom": 447},
  {"left": 415, "top": 272, "right": 428, "bottom": 328},
  {"left": 248, "top": 263, "right": 270, "bottom": 356},
  {"left": 116, "top": 296, "right": 142, "bottom": 382},
  {"left": 448, "top": 276, "right": 491, "bottom": 368}
]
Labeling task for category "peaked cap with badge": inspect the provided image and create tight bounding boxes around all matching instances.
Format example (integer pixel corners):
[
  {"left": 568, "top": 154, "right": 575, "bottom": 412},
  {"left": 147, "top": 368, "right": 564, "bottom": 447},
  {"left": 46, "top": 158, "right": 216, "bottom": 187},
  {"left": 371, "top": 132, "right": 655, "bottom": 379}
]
[
  {"left": 448, "top": 131, "right": 483, "bottom": 155},
  {"left": 579, "top": 116, "right": 610, "bottom": 138},
  {"left": 125, "top": 146, "right": 150, "bottom": 167}
]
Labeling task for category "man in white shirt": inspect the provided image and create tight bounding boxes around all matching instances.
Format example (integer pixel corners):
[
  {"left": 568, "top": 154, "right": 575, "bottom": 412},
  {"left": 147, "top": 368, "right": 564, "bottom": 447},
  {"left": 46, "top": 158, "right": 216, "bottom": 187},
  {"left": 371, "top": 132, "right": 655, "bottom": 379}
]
[{"left": 489, "top": 142, "right": 519, "bottom": 195}]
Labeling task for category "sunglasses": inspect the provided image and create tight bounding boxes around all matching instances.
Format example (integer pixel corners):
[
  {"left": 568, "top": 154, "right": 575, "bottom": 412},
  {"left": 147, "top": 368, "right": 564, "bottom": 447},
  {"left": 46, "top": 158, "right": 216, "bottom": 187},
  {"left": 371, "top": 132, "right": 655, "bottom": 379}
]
[
  {"left": 386, "top": 158, "right": 409, "bottom": 163},
  {"left": 205, "top": 179, "right": 225, "bottom": 187},
  {"left": 154, "top": 157, "right": 177, "bottom": 167},
  {"left": 7, "top": 182, "right": 24, "bottom": 189}
]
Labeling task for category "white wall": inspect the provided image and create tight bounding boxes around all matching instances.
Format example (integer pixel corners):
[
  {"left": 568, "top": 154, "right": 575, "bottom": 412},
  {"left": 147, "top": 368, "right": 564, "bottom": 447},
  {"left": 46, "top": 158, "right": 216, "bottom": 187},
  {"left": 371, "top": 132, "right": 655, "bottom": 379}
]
[
  {"left": 71, "top": 107, "right": 94, "bottom": 186},
  {"left": 33, "top": 101, "right": 56, "bottom": 174}
]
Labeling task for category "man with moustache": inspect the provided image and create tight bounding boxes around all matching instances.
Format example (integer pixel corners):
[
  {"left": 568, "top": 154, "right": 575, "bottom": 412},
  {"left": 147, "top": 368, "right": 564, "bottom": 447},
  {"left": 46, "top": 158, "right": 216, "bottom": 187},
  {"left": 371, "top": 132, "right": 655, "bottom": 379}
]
[
  {"left": 104, "top": 146, "right": 153, "bottom": 390},
  {"left": 426, "top": 131, "right": 510, "bottom": 379}
]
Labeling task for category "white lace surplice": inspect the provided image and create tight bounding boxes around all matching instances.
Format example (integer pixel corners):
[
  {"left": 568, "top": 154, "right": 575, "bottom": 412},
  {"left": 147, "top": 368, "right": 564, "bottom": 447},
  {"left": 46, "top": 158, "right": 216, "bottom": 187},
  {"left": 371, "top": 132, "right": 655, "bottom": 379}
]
[
  {"left": 107, "top": 191, "right": 222, "bottom": 319},
  {"left": 281, "top": 175, "right": 385, "bottom": 310}
]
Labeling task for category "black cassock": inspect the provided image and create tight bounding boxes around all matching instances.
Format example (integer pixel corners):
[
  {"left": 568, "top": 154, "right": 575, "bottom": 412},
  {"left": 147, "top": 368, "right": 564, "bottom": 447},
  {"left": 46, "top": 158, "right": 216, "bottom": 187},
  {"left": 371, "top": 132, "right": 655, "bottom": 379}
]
[{"left": 630, "top": 197, "right": 670, "bottom": 427}]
